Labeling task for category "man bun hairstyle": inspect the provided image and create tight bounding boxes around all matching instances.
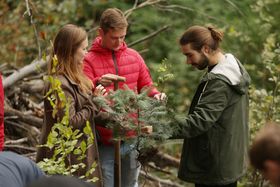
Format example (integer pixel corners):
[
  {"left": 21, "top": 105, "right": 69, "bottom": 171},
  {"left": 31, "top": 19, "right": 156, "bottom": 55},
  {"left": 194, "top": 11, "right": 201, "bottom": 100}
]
[
  {"left": 179, "top": 25, "right": 224, "bottom": 52},
  {"left": 207, "top": 26, "right": 223, "bottom": 43},
  {"left": 100, "top": 8, "right": 128, "bottom": 33}
]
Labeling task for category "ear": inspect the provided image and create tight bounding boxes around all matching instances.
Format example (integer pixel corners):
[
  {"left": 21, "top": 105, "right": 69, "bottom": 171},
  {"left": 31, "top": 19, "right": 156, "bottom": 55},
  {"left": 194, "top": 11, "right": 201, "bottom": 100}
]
[
  {"left": 201, "top": 45, "right": 210, "bottom": 55},
  {"left": 264, "top": 160, "right": 280, "bottom": 173}
]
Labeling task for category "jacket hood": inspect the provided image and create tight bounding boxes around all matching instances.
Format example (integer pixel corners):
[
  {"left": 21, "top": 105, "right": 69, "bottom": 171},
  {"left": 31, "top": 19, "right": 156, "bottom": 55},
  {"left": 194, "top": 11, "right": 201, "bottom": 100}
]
[
  {"left": 202, "top": 53, "right": 251, "bottom": 95},
  {"left": 89, "top": 36, "right": 127, "bottom": 54}
]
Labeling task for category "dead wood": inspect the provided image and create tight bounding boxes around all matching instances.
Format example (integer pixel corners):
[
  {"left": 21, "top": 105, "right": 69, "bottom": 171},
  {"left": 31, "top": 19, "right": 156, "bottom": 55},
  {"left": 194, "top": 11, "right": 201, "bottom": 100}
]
[{"left": 4, "top": 105, "right": 43, "bottom": 128}]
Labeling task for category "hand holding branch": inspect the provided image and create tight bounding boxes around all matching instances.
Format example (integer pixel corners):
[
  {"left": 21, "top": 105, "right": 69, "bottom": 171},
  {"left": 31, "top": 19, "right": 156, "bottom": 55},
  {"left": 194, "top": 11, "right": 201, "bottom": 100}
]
[{"left": 98, "top": 74, "right": 126, "bottom": 87}]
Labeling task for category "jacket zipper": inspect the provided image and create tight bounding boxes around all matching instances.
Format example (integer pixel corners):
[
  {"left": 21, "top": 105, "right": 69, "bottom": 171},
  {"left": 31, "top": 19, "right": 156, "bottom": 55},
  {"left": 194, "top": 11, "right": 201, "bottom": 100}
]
[
  {"left": 112, "top": 50, "right": 118, "bottom": 75},
  {"left": 197, "top": 81, "right": 209, "bottom": 104},
  {"left": 112, "top": 51, "right": 119, "bottom": 91}
]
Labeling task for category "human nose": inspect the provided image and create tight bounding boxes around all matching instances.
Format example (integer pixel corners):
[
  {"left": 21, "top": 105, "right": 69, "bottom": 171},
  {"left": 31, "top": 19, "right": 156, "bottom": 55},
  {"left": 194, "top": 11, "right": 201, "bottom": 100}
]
[{"left": 116, "top": 38, "right": 123, "bottom": 45}]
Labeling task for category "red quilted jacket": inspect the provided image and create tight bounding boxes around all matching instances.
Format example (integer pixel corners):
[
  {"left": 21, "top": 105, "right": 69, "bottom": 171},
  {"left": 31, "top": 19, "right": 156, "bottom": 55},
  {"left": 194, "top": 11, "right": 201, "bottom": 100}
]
[
  {"left": 84, "top": 37, "right": 159, "bottom": 145},
  {"left": 0, "top": 74, "right": 4, "bottom": 151}
]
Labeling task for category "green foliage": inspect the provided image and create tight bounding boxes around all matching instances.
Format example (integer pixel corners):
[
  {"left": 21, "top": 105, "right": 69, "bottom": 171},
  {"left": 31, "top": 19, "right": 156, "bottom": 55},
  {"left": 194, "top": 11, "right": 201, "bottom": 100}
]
[
  {"left": 240, "top": 0, "right": 280, "bottom": 186},
  {"left": 37, "top": 56, "right": 98, "bottom": 183},
  {"left": 93, "top": 87, "right": 178, "bottom": 167},
  {"left": 93, "top": 87, "right": 174, "bottom": 144},
  {"left": 248, "top": 31, "right": 280, "bottom": 132},
  {"left": 153, "top": 58, "right": 175, "bottom": 92}
]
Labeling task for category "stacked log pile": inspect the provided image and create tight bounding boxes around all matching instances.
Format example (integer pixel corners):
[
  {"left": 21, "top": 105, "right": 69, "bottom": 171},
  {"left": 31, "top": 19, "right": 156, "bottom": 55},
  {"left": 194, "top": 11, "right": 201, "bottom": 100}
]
[{"left": 1, "top": 60, "right": 46, "bottom": 159}]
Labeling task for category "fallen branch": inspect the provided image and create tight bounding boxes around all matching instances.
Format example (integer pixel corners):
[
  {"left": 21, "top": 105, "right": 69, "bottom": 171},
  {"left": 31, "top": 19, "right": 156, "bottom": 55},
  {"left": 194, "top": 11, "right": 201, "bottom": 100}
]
[
  {"left": 4, "top": 105, "right": 43, "bottom": 128},
  {"left": 4, "top": 144, "right": 36, "bottom": 152},
  {"left": 5, "top": 137, "right": 28, "bottom": 145},
  {"left": 140, "top": 170, "right": 183, "bottom": 187},
  {"left": 19, "top": 78, "right": 45, "bottom": 94},
  {"left": 147, "top": 162, "right": 172, "bottom": 175},
  {"left": 3, "top": 58, "right": 47, "bottom": 89},
  {"left": 152, "top": 151, "right": 180, "bottom": 168},
  {"left": 23, "top": 152, "right": 37, "bottom": 159}
]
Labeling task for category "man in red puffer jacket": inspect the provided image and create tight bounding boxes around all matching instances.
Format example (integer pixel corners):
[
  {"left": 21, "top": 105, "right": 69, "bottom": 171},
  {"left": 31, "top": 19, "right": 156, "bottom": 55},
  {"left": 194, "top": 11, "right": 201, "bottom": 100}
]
[
  {"left": 0, "top": 74, "right": 4, "bottom": 151},
  {"left": 84, "top": 8, "right": 166, "bottom": 187}
]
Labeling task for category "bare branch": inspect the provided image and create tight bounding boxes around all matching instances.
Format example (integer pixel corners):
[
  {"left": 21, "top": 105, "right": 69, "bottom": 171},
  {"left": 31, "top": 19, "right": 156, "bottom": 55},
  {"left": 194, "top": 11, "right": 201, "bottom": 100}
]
[
  {"left": 20, "top": 79, "right": 45, "bottom": 94},
  {"left": 147, "top": 163, "right": 172, "bottom": 174},
  {"left": 23, "top": 152, "right": 37, "bottom": 159},
  {"left": 156, "top": 4, "right": 226, "bottom": 24},
  {"left": 133, "top": 0, "right": 139, "bottom": 9},
  {"left": 3, "top": 58, "right": 47, "bottom": 89},
  {"left": 124, "top": 0, "right": 164, "bottom": 18},
  {"left": 24, "top": 0, "right": 42, "bottom": 59},
  {"left": 225, "top": 0, "right": 246, "bottom": 17},
  {"left": 5, "top": 138, "right": 28, "bottom": 145},
  {"left": 4, "top": 144, "right": 36, "bottom": 152},
  {"left": 4, "top": 105, "right": 43, "bottom": 128},
  {"left": 0, "top": 63, "right": 8, "bottom": 72},
  {"left": 128, "top": 25, "right": 170, "bottom": 47},
  {"left": 140, "top": 170, "right": 184, "bottom": 187},
  {"left": 151, "top": 151, "right": 180, "bottom": 168}
]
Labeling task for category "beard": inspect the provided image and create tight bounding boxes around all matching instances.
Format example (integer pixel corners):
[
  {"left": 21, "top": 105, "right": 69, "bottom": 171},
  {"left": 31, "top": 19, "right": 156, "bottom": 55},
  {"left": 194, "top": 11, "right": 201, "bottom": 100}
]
[{"left": 197, "top": 53, "right": 209, "bottom": 70}]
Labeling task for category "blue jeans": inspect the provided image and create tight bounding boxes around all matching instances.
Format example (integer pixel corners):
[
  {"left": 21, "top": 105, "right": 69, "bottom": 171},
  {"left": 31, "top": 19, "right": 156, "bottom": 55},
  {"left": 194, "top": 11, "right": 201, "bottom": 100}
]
[{"left": 98, "top": 142, "right": 140, "bottom": 187}]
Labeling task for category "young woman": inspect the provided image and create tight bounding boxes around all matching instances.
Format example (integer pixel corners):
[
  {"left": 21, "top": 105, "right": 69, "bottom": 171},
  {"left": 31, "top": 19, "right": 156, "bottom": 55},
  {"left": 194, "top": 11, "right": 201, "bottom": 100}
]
[{"left": 36, "top": 24, "right": 107, "bottom": 187}]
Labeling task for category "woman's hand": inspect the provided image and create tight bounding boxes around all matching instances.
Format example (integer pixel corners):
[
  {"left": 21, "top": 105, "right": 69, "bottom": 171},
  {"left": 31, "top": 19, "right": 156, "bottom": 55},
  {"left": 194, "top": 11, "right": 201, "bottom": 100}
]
[
  {"left": 93, "top": 84, "right": 107, "bottom": 96},
  {"left": 154, "top": 93, "right": 167, "bottom": 101}
]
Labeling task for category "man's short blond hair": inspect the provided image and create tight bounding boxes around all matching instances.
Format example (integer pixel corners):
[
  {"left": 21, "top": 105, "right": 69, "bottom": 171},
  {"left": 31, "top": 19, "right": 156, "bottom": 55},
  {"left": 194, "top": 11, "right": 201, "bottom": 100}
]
[{"left": 100, "top": 8, "right": 128, "bottom": 33}]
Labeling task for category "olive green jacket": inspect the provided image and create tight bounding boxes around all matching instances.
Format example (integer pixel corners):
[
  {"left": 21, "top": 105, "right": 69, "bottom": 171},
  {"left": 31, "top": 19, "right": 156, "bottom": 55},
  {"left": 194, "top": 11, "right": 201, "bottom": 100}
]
[{"left": 175, "top": 54, "right": 250, "bottom": 185}]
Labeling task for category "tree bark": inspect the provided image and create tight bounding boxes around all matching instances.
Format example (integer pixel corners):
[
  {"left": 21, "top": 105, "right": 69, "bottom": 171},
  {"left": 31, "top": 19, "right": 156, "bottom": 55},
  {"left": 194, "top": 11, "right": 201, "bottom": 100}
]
[
  {"left": 4, "top": 105, "right": 43, "bottom": 128},
  {"left": 152, "top": 151, "right": 180, "bottom": 168},
  {"left": 140, "top": 170, "right": 184, "bottom": 187},
  {"left": 3, "top": 58, "right": 47, "bottom": 89}
]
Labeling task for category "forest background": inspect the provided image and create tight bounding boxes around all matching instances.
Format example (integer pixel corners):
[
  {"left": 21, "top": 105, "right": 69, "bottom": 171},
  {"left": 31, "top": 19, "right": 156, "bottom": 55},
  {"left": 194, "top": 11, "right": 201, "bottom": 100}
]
[{"left": 0, "top": 0, "right": 279, "bottom": 186}]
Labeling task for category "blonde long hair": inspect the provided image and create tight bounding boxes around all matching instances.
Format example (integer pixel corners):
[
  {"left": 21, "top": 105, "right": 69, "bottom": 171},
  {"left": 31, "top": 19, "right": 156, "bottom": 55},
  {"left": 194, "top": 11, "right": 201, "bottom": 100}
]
[{"left": 48, "top": 24, "right": 92, "bottom": 93}]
